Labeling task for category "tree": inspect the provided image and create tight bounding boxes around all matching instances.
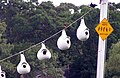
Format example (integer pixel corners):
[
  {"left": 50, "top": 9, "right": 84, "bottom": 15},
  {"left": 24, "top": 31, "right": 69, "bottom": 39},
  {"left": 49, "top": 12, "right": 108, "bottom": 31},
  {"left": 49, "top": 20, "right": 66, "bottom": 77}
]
[
  {"left": 0, "top": 0, "right": 120, "bottom": 78},
  {"left": 105, "top": 41, "right": 120, "bottom": 78},
  {"left": 0, "top": 22, "right": 16, "bottom": 78}
]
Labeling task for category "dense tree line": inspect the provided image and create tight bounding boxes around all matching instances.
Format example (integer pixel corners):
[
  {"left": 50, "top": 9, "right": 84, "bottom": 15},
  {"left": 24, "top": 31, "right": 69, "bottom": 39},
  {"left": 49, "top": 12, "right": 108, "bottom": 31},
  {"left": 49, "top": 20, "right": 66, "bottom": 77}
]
[{"left": 0, "top": 0, "right": 120, "bottom": 78}]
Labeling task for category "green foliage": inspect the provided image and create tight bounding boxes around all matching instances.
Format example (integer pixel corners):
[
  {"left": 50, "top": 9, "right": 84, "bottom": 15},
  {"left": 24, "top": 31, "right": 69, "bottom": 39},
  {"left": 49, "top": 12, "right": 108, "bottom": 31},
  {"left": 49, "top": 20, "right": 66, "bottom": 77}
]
[
  {"left": 0, "top": 22, "right": 15, "bottom": 77},
  {"left": 0, "top": 0, "right": 120, "bottom": 78},
  {"left": 105, "top": 41, "right": 120, "bottom": 78}
]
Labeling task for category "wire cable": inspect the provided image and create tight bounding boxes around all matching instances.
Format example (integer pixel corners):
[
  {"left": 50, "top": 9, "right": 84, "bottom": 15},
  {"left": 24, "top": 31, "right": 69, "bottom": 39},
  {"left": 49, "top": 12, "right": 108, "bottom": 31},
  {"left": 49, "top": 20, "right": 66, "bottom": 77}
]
[{"left": 0, "top": 8, "right": 93, "bottom": 63}]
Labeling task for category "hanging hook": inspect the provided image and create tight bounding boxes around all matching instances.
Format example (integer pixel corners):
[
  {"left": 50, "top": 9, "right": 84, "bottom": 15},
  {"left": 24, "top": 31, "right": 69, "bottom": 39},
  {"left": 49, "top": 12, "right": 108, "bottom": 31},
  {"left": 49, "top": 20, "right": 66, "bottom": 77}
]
[{"left": 20, "top": 51, "right": 24, "bottom": 54}]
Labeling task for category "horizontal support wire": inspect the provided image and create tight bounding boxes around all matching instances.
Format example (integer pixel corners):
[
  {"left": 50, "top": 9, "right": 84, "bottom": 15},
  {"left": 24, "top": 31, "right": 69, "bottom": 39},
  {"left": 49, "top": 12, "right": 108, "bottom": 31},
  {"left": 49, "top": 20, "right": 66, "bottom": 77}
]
[{"left": 0, "top": 8, "right": 93, "bottom": 63}]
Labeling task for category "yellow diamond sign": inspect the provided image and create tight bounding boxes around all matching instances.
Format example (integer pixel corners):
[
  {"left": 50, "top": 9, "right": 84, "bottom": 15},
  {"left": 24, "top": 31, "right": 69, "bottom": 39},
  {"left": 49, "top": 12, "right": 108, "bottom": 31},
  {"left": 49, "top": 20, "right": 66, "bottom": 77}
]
[{"left": 95, "top": 18, "right": 114, "bottom": 40}]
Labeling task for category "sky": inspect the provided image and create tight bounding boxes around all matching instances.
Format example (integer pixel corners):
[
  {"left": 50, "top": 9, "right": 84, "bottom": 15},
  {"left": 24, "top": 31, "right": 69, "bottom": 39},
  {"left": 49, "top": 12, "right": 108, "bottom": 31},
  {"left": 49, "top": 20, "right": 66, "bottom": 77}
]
[{"left": 37, "top": 0, "right": 120, "bottom": 6}]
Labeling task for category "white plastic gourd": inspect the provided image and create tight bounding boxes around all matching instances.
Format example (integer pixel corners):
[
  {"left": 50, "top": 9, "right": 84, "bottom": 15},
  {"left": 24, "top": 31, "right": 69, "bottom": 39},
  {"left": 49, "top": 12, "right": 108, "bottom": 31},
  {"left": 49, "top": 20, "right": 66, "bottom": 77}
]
[
  {"left": 0, "top": 66, "right": 6, "bottom": 78},
  {"left": 37, "top": 43, "right": 51, "bottom": 60},
  {"left": 76, "top": 18, "right": 89, "bottom": 41},
  {"left": 57, "top": 29, "right": 71, "bottom": 50},
  {"left": 17, "top": 53, "right": 31, "bottom": 74}
]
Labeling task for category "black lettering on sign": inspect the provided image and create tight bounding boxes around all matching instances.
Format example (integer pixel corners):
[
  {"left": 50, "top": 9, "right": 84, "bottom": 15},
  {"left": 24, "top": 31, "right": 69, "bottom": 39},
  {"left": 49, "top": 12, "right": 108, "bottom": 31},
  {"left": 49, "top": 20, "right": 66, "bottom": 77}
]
[
  {"left": 109, "top": 28, "right": 111, "bottom": 31},
  {"left": 97, "top": 26, "right": 111, "bottom": 32},
  {"left": 98, "top": 27, "right": 100, "bottom": 31},
  {"left": 106, "top": 28, "right": 108, "bottom": 32},
  {"left": 102, "top": 22, "right": 107, "bottom": 26},
  {"left": 100, "top": 33, "right": 108, "bottom": 35},
  {"left": 103, "top": 27, "right": 105, "bottom": 32}
]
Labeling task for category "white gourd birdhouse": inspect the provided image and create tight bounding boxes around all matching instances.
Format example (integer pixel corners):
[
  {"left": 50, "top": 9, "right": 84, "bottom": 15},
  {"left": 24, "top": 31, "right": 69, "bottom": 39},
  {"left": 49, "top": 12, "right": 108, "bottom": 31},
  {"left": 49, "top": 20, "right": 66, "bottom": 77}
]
[
  {"left": 17, "top": 53, "right": 31, "bottom": 74},
  {"left": 57, "top": 29, "right": 71, "bottom": 50},
  {"left": 76, "top": 18, "right": 89, "bottom": 41},
  {"left": 0, "top": 66, "right": 6, "bottom": 78},
  {"left": 37, "top": 43, "right": 51, "bottom": 60}
]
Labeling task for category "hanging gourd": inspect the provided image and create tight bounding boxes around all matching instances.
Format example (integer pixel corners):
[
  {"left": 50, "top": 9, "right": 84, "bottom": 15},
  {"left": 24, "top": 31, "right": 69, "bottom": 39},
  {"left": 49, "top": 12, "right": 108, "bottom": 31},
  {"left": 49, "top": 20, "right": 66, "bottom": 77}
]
[
  {"left": 17, "top": 53, "right": 31, "bottom": 74},
  {"left": 76, "top": 18, "right": 89, "bottom": 41},
  {"left": 37, "top": 43, "right": 51, "bottom": 60},
  {"left": 0, "top": 66, "right": 6, "bottom": 78},
  {"left": 57, "top": 29, "right": 71, "bottom": 50}
]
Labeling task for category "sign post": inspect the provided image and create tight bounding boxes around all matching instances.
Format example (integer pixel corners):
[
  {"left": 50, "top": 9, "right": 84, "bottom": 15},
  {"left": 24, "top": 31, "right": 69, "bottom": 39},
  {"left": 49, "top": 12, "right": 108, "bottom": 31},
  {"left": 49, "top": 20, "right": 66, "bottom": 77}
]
[{"left": 95, "top": 0, "right": 113, "bottom": 78}]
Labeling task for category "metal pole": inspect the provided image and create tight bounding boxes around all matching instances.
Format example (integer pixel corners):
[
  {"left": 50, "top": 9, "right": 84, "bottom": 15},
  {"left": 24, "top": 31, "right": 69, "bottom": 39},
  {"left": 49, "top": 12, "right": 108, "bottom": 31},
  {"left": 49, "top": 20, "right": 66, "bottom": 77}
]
[{"left": 96, "top": 0, "right": 108, "bottom": 78}]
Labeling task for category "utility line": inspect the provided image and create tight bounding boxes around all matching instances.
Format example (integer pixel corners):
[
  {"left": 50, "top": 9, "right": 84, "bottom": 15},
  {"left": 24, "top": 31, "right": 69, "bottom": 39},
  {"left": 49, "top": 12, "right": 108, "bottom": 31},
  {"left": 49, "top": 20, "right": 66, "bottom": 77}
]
[{"left": 0, "top": 8, "right": 93, "bottom": 63}]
